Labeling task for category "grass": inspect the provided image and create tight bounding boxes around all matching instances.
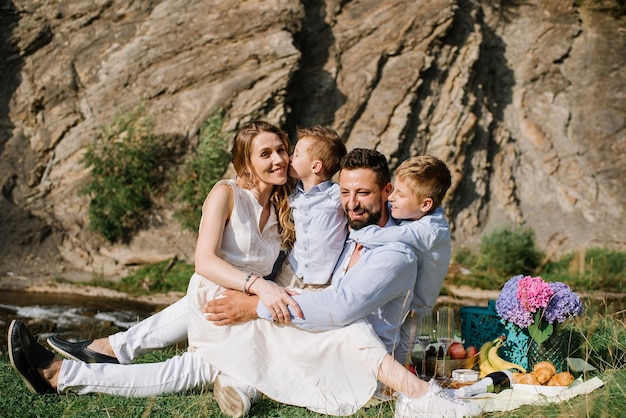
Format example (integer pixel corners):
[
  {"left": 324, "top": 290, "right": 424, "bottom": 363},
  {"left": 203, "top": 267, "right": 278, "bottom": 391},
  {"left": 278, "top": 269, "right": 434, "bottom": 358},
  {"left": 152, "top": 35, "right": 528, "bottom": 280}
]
[
  {"left": 81, "top": 259, "right": 195, "bottom": 296},
  {"left": 0, "top": 346, "right": 397, "bottom": 417},
  {"left": 1, "top": 304, "right": 624, "bottom": 417}
]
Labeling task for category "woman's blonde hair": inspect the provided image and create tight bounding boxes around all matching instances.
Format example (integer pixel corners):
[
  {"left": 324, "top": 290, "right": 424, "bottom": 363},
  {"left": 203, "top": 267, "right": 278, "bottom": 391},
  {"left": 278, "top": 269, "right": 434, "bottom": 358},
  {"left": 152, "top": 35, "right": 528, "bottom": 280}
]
[{"left": 230, "top": 121, "right": 295, "bottom": 249}]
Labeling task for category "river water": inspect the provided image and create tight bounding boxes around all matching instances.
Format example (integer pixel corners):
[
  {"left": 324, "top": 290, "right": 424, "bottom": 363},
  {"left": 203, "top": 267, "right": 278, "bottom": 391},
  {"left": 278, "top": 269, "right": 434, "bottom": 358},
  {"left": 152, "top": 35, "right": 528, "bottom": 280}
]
[{"left": 0, "top": 290, "right": 159, "bottom": 351}]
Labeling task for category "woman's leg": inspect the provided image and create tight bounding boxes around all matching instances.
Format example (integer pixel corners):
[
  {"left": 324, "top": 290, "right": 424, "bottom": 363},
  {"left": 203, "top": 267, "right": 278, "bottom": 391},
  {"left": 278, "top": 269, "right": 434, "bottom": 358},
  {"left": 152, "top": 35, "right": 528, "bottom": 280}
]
[{"left": 57, "top": 351, "right": 217, "bottom": 397}]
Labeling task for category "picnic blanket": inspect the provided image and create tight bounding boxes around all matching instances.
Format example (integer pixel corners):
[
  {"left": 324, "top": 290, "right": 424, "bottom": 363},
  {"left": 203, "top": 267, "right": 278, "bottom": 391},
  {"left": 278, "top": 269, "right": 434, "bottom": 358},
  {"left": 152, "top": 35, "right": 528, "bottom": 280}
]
[{"left": 464, "top": 377, "right": 605, "bottom": 412}]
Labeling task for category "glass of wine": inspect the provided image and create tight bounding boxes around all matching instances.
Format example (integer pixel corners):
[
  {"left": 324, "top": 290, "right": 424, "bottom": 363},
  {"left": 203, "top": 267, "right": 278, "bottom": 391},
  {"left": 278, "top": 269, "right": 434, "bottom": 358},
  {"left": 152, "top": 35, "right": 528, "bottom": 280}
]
[
  {"left": 414, "top": 306, "right": 433, "bottom": 380},
  {"left": 436, "top": 306, "right": 455, "bottom": 382}
]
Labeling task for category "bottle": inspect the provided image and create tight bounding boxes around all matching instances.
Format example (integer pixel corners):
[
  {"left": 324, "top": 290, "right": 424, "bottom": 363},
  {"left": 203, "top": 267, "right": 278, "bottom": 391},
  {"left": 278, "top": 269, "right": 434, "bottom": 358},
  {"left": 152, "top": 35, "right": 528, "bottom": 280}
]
[{"left": 456, "top": 370, "right": 513, "bottom": 398}]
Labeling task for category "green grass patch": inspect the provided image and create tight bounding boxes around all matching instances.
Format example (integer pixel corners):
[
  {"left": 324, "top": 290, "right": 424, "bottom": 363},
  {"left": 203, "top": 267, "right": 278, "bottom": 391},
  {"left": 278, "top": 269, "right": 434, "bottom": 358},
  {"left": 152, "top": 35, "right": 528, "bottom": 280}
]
[
  {"left": 81, "top": 259, "right": 194, "bottom": 296},
  {"left": 449, "top": 224, "right": 626, "bottom": 294},
  {"left": 1, "top": 315, "right": 624, "bottom": 417},
  {"left": 541, "top": 248, "right": 626, "bottom": 293}
]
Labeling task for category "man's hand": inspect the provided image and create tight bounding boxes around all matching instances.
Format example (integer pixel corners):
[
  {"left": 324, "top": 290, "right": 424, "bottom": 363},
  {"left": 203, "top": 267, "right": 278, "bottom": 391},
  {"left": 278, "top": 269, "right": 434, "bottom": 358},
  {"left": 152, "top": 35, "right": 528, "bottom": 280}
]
[{"left": 203, "top": 290, "right": 259, "bottom": 325}]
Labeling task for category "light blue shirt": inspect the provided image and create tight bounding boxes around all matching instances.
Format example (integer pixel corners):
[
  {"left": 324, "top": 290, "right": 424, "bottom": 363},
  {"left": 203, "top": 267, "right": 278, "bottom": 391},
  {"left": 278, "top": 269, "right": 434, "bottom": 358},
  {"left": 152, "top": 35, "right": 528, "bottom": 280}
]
[
  {"left": 257, "top": 217, "right": 418, "bottom": 361},
  {"left": 350, "top": 206, "right": 451, "bottom": 360},
  {"left": 288, "top": 180, "right": 348, "bottom": 284}
]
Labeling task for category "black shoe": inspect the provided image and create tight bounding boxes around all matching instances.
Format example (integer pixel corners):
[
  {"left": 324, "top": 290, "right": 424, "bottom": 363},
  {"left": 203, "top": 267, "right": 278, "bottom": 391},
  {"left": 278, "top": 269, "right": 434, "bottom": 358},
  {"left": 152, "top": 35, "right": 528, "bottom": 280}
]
[
  {"left": 47, "top": 336, "right": 119, "bottom": 364},
  {"left": 8, "top": 320, "right": 56, "bottom": 394}
]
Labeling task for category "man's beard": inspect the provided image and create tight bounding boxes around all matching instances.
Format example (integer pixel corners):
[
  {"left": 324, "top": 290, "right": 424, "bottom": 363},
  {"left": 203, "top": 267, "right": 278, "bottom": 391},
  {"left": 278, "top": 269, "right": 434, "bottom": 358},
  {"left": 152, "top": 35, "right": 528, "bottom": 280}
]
[{"left": 346, "top": 205, "right": 382, "bottom": 230}]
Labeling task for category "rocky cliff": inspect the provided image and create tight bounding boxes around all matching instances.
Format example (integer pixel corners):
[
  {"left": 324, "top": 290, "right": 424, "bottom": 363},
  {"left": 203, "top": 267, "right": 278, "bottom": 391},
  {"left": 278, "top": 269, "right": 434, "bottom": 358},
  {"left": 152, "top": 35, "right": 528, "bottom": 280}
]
[{"left": 1, "top": 0, "right": 625, "bottom": 278}]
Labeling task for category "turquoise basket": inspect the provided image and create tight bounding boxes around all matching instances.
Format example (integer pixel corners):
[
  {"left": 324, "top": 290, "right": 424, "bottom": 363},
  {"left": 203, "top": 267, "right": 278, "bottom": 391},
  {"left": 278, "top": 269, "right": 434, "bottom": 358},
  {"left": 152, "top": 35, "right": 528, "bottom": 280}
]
[{"left": 460, "top": 300, "right": 529, "bottom": 369}]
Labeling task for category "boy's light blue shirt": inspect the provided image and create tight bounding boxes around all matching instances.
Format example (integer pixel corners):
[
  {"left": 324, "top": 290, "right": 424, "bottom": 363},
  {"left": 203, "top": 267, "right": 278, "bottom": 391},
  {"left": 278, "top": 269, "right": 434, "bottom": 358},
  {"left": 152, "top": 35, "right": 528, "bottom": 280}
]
[
  {"left": 349, "top": 206, "right": 451, "bottom": 361},
  {"left": 288, "top": 180, "right": 348, "bottom": 284},
  {"left": 350, "top": 206, "right": 450, "bottom": 309},
  {"left": 257, "top": 216, "right": 418, "bottom": 360}
]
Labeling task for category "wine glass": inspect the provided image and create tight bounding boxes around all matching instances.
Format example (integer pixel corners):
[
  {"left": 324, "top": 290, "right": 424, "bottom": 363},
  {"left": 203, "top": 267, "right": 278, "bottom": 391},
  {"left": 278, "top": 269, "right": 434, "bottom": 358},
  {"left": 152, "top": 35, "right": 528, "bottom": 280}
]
[
  {"left": 414, "top": 306, "right": 433, "bottom": 380},
  {"left": 436, "top": 307, "right": 455, "bottom": 382}
]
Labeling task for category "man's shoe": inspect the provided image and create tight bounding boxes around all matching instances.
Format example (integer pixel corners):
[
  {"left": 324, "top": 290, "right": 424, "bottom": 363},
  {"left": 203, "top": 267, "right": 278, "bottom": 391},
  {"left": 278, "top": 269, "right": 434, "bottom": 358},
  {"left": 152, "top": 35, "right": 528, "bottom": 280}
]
[
  {"left": 8, "top": 320, "right": 56, "bottom": 394},
  {"left": 213, "top": 374, "right": 262, "bottom": 418},
  {"left": 47, "top": 336, "right": 119, "bottom": 364},
  {"left": 394, "top": 379, "right": 482, "bottom": 417}
]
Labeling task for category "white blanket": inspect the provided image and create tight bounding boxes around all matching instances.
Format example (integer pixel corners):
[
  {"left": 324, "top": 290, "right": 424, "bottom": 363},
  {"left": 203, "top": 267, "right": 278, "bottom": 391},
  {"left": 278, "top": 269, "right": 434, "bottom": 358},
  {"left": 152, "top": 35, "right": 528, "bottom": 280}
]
[{"left": 465, "top": 377, "right": 605, "bottom": 412}]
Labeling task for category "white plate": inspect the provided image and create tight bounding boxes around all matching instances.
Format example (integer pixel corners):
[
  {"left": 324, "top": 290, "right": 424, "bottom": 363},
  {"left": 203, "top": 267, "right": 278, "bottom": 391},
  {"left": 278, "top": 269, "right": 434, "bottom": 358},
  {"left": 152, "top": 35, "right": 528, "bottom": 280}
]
[{"left": 512, "top": 383, "right": 567, "bottom": 396}]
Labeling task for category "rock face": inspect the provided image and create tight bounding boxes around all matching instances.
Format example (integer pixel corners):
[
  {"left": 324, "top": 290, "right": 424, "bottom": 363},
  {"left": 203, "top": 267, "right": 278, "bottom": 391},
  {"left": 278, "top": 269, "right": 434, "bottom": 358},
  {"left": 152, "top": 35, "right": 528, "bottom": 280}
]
[{"left": 1, "top": 0, "right": 625, "bottom": 277}]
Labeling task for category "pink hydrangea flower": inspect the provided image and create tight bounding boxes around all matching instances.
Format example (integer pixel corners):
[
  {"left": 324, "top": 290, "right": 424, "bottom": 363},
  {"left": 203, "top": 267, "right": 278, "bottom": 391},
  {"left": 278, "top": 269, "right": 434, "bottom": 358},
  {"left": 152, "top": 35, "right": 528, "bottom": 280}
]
[{"left": 517, "top": 275, "right": 554, "bottom": 313}]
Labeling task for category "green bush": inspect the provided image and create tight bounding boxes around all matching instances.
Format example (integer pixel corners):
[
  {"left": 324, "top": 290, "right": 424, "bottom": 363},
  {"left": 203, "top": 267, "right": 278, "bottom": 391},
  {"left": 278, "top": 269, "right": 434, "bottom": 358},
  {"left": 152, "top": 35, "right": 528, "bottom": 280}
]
[
  {"left": 172, "top": 108, "right": 231, "bottom": 230},
  {"left": 543, "top": 248, "right": 626, "bottom": 293},
  {"left": 453, "top": 247, "right": 477, "bottom": 267},
  {"left": 474, "top": 224, "right": 543, "bottom": 277},
  {"left": 82, "top": 106, "right": 173, "bottom": 243}
]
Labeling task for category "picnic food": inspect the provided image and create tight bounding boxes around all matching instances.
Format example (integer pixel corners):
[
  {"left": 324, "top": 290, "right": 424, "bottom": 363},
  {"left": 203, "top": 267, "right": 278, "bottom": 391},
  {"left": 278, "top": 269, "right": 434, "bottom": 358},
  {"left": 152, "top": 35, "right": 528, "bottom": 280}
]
[
  {"left": 513, "top": 372, "right": 540, "bottom": 385},
  {"left": 478, "top": 336, "right": 526, "bottom": 377},
  {"left": 511, "top": 361, "right": 574, "bottom": 387},
  {"left": 448, "top": 342, "right": 466, "bottom": 359},
  {"left": 533, "top": 361, "right": 557, "bottom": 384},
  {"left": 547, "top": 371, "right": 575, "bottom": 386}
]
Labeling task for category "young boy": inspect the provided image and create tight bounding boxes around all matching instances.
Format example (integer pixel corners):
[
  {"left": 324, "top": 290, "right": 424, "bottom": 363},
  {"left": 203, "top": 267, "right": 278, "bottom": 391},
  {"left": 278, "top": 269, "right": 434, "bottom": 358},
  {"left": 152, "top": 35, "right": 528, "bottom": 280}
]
[
  {"left": 349, "top": 155, "right": 452, "bottom": 362},
  {"left": 275, "top": 125, "right": 348, "bottom": 290}
]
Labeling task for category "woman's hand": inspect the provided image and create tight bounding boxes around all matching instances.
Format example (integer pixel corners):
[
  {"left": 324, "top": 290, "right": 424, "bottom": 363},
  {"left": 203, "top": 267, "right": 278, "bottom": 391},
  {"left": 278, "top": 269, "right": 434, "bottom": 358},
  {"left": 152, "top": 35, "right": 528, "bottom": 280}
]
[{"left": 249, "top": 278, "right": 303, "bottom": 323}]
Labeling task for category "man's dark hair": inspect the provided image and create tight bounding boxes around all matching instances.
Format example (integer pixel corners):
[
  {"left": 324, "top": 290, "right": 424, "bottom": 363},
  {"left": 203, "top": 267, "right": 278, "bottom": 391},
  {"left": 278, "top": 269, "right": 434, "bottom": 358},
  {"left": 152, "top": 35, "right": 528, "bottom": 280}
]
[{"left": 340, "top": 148, "right": 391, "bottom": 187}]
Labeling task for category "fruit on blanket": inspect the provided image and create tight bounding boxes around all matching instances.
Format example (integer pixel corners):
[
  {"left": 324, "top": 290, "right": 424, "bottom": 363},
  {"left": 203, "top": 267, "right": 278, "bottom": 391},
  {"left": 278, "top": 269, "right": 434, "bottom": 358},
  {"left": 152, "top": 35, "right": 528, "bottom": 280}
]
[
  {"left": 466, "top": 345, "right": 478, "bottom": 358},
  {"left": 448, "top": 342, "right": 466, "bottom": 359},
  {"left": 477, "top": 335, "right": 526, "bottom": 377},
  {"left": 488, "top": 342, "right": 526, "bottom": 373},
  {"left": 464, "top": 345, "right": 478, "bottom": 368},
  {"left": 478, "top": 337, "right": 500, "bottom": 377}
]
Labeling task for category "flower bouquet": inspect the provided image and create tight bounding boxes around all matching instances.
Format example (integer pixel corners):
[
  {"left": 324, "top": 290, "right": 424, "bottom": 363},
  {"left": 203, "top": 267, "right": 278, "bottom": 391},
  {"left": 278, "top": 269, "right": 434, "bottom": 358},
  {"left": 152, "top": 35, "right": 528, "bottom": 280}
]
[
  {"left": 495, "top": 275, "right": 584, "bottom": 371},
  {"left": 495, "top": 275, "right": 584, "bottom": 345}
]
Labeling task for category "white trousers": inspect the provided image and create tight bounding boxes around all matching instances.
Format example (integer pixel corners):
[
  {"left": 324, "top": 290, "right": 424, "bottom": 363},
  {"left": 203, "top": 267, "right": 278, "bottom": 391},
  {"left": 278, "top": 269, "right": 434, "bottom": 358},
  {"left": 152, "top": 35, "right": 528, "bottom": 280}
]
[
  {"left": 57, "top": 297, "right": 219, "bottom": 397},
  {"left": 109, "top": 297, "right": 189, "bottom": 364}
]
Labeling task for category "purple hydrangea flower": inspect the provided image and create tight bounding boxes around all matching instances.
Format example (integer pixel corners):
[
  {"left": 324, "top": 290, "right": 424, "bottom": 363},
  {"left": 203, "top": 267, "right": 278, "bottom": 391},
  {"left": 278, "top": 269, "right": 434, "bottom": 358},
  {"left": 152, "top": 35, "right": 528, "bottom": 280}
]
[
  {"left": 496, "top": 275, "right": 534, "bottom": 328},
  {"left": 544, "top": 281, "right": 584, "bottom": 324}
]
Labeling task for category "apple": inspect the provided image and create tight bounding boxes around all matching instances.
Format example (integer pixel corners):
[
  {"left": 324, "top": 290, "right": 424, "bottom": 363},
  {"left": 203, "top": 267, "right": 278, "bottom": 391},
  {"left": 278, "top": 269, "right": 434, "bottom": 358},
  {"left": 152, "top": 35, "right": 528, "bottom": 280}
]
[
  {"left": 448, "top": 342, "right": 467, "bottom": 359},
  {"left": 465, "top": 345, "right": 478, "bottom": 358}
]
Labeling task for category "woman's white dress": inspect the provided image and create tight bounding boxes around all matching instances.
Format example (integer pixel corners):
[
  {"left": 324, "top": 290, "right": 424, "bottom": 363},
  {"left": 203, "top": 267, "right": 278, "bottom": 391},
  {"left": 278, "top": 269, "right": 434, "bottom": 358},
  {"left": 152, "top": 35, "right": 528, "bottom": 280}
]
[{"left": 186, "top": 179, "right": 387, "bottom": 416}]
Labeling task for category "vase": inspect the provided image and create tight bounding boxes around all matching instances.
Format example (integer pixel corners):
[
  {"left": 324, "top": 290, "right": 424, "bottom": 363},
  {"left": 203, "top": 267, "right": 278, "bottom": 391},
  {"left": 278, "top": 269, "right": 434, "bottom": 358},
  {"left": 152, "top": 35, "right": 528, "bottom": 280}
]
[{"left": 527, "top": 330, "right": 568, "bottom": 373}]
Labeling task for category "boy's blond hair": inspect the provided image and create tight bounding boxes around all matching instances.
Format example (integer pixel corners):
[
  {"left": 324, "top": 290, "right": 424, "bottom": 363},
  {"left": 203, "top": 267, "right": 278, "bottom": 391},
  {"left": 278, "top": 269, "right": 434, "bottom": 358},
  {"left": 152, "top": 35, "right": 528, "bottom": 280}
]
[
  {"left": 394, "top": 155, "right": 452, "bottom": 210},
  {"left": 296, "top": 126, "right": 347, "bottom": 180}
]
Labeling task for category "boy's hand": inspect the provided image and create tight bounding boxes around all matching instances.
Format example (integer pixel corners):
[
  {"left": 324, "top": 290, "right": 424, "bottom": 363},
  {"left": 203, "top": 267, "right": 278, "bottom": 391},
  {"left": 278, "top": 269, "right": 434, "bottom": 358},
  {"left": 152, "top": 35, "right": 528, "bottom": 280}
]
[{"left": 203, "top": 290, "right": 259, "bottom": 325}]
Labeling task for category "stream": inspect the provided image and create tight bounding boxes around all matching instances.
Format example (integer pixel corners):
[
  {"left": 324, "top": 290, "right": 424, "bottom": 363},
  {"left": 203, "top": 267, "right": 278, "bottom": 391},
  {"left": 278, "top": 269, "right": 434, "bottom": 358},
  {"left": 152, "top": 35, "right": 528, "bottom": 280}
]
[{"left": 0, "top": 290, "right": 160, "bottom": 351}]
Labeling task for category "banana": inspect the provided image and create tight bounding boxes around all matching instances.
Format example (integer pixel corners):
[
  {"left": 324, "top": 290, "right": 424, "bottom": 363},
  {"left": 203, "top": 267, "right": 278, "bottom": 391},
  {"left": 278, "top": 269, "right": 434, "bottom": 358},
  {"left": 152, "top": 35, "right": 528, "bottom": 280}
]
[
  {"left": 478, "top": 337, "right": 498, "bottom": 365},
  {"left": 478, "top": 337, "right": 502, "bottom": 378},
  {"left": 479, "top": 356, "right": 498, "bottom": 377},
  {"left": 487, "top": 343, "right": 527, "bottom": 373}
]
